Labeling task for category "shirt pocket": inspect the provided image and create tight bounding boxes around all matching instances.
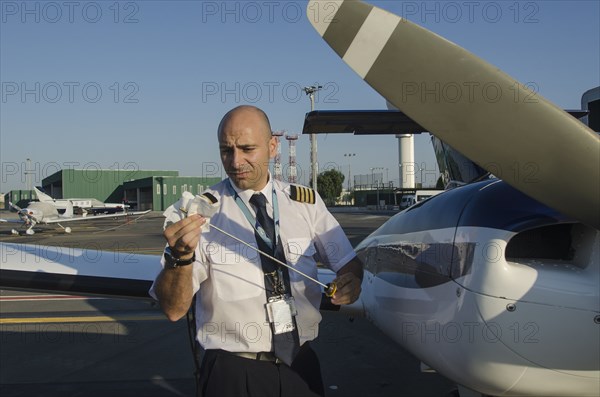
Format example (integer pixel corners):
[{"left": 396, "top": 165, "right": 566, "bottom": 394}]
[
  {"left": 285, "top": 238, "right": 318, "bottom": 281},
  {"left": 205, "top": 243, "right": 265, "bottom": 302}
]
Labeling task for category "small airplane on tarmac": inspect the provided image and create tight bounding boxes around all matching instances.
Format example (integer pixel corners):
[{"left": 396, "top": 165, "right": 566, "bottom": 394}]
[
  {"left": 3, "top": 200, "right": 150, "bottom": 235},
  {"left": 33, "top": 186, "right": 130, "bottom": 215},
  {"left": 0, "top": 1, "right": 598, "bottom": 396}
]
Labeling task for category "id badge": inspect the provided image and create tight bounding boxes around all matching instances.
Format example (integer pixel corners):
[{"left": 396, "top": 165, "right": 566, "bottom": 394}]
[{"left": 266, "top": 295, "right": 297, "bottom": 335}]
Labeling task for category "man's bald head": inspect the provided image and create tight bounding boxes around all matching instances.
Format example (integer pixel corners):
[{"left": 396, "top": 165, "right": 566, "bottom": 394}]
[
  {"left": 217, "top": 105, "right": 277, "bottom": 191},
  {"left": 217, "top": 105, "right": 272, "bottom": 141}
]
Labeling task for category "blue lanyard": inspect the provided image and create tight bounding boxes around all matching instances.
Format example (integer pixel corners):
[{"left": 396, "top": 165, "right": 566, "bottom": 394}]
[{"left": 226, "top": 179, "right": 280, "bottom": 251}]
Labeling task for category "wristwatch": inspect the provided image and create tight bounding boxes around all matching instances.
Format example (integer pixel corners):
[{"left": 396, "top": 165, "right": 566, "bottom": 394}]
[{"left": 163, "top": 246, "right": 195, "bottom": 268}]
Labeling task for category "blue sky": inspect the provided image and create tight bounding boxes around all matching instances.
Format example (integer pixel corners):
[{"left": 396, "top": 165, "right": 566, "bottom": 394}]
[{"left": 1, "top": 0, "right": 599, "bottom": 193}]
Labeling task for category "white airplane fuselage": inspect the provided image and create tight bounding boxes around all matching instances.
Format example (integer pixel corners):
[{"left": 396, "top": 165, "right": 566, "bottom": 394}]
[
  {"left": 33, "top": 187, "right": 128, "bottom": 212},
  {"left": 8, "top": 201, "right": 149, "bottom": 235},
  {"left": 356, "top": 180, "right": 600, "bottom": 396},
  {"left": 43, "top": 199, "right": 126, "bottom": 211},
  {"left": 17, "top": 202, "right": 63, "bottom": 224}
]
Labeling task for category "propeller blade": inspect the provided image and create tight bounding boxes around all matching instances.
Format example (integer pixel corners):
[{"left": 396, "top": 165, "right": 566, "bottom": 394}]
[
  {"left": 8, "top": 201, "right": 22, "bottom": 212},
  {"left": 307, "top": 0, "right": 600, "bottom": 229},
  {"left": 9, "top": 201, "right": 40, "bottom": 224}
]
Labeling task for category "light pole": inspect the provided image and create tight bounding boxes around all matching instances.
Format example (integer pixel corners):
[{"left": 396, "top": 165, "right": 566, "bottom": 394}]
[
  {"left": 376, "top": 180, "right": 380, "bottom": 209},
  {"left": 370, "top": 167, "right": 384, "bottom": 185},
  {"left": 370, "top": 167, "right": 375, "bottom": 209},
  {"left": 344, "top": 153, "right": 356, "bottom": 206},
  {"left": 397, "top": 163, "right": 403, "bottom": 206},
  {"left": 304, "top": 85, "right": 322, "bottom": 191},
  {"left": 25, "top": 158, "right": 32, "bottom": 192},
  {"left": 24, "top": 158, "right": 36, "bottom": 198},
  {"left": 398, "top": 163, "right": 402, "bottom": 187},
  {"left": 343, "top": 153, "right": 356, "bottom": 192},
  {"left": 370, "top": 167, "right": 384, "bottom": 209}
]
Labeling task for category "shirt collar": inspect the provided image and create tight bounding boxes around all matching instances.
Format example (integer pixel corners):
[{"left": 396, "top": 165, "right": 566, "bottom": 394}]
[{"left": 229, "top": 173, "right": 273, "bottom": 207}]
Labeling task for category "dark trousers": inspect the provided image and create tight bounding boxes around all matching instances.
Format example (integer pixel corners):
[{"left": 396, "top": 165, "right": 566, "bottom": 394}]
[{"left": 197, "top": 343, "right": 324, "bottom": 397}]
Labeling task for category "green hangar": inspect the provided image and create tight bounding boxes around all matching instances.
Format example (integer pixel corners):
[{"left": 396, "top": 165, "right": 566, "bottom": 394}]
[{"left": 36, "top": 169, "right": 221, "bottom": 211}]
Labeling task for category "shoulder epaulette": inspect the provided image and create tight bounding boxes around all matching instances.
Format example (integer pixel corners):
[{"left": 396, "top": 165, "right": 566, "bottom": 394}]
[
  {"left": 200, "top": 192, "right": 218, "bottom": 204},
  {"left": 289, "top": 185, "right": 316, "bottom": 204}
]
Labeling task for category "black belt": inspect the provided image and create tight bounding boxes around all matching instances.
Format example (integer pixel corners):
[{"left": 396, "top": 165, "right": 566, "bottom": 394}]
[
  {"left": 219, "top": 350, "right": 281, "bottom": 363},
  {"left": 211, "top": 342, "right": 311, "bottom": 364}
]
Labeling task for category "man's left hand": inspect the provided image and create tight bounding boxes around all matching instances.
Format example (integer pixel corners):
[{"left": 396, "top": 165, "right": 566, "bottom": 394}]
[{"left": 330, "top": 272, "right": 362, "bottom": 305}]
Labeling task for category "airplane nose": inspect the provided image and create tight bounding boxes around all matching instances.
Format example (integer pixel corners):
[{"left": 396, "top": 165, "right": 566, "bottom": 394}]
[
  {"left": 20, "top": 209, "right": 41, "bottom": 220},
  {"left": 17, "top": 211, "right": 30, "bottom": 223}
]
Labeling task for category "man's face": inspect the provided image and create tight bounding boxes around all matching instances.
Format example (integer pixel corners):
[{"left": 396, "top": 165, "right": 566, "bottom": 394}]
[{"left": 219, "top": 110, "right": 277, "bottom": 191}]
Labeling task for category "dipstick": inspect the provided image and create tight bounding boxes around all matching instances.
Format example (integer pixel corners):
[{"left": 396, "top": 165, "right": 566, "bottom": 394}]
[{"left": 207, "top": 223, "right": 337, "bottom": 298}]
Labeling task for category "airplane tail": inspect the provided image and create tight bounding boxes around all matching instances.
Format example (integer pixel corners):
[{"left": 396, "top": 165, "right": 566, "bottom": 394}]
[{"left": 33, "top": 186, "right": 54, "bottom": 203}]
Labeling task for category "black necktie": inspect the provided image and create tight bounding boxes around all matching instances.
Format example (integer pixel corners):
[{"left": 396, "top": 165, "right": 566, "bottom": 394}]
[
  {"left": 250, "top": 193, "right": 275, "bottom": 251},
  {"left": 249, "top": 193, "right": 300, "bottom": 365}
]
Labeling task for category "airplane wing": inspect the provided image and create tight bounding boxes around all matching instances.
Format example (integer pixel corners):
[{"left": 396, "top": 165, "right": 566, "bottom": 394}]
[
  {"left": 307, "top": 0, "right": 600, "bottom": 229},
  {"left": 0, "top": 242, "right": 160, "bottom": 298},
  {"left": 43, "top": 210, "right": 151, "bottom": 224}
]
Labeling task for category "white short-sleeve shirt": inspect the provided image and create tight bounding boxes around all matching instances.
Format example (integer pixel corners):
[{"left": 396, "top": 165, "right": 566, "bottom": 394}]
[{"left": 150, "top": 177, "right": 356, "bottom": 353}]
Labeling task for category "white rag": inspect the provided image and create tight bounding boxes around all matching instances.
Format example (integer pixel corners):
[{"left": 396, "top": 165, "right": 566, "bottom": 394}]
[{"left": 163, "top": 191, "right": 219, "bottom": 232}]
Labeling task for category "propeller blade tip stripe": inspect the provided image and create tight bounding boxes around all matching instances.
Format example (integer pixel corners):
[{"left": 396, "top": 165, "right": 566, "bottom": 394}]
[{"left": 343, "top": 6, "right": 400, "bottom": 79}]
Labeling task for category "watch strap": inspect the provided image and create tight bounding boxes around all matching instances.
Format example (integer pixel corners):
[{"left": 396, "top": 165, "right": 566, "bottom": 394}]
[{"left": 164, "top": 247, "right": 195, "bottom": 268}]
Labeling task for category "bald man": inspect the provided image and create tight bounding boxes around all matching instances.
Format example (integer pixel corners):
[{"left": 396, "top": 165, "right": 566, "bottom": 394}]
[{"left": 151, "top": 105, "right": 362, "bottom": 397}]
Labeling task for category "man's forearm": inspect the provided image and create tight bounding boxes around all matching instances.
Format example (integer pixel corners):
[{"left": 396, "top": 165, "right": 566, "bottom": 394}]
[{"left": 155, "top": 266, "right": 195, "bottom": 321}]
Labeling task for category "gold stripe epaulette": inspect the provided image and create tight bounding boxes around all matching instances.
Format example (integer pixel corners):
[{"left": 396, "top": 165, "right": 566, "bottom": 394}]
[
  {"left": 200, "top": 192, "right": 218, "bottom": 204},
  {"left": 289, "top": 185, "right": 316, "bottom": 204}
]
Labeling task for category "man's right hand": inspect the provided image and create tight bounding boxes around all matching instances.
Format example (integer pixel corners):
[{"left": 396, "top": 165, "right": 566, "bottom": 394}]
[{"left": 163, "top": 214, "right": 206, "bottom": 260}]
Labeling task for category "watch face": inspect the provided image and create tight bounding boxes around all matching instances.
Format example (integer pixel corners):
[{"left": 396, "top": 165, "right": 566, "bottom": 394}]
[
  {"left": 165, "top": 246, "right": 176, "bottom": 258},
  {"left": 164, "top": 251, "right": 177, "bottom": 268}
]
